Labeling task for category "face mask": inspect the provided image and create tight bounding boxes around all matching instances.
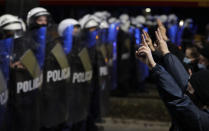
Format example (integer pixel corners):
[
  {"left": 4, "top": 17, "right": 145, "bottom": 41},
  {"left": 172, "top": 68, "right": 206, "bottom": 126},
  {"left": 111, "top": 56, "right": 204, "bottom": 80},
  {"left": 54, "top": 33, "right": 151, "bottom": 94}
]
[
  {"left": 198, "top": 63, "right": 207, "bottom": 69},
  {"left": 63, "top": 25, "right": 74, "bottom": 54},
  {"left": 87, "top": 29, "right": 98, "bottom": 48},
  {"left": 34, "top": 26, "right": 47, "bottom": 69},
  {"left": 183, "top": 57, "right": 192, "bottom": 64},
  {"left": 108, "top": 23, "right": 120, "bottom": 43},
  {"left": 0, "top": 37, "right": 14, "bottom": 81}
]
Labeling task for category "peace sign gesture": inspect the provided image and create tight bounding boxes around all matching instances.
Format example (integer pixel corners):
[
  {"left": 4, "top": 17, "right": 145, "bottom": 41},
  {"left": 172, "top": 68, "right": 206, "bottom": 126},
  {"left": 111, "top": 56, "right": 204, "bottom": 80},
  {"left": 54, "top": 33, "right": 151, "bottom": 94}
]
[
  {"left": 136, "top": 34, "right": 156, "bottom": 69},
  {"left": 142, "top": 30, "right": 155, "bottom": 52},
  {"left": 155, "top": 28, "right": 170, "bottom": 55},
  {"left": 157, "top": 19, "right": 169, "bottom": 41}
]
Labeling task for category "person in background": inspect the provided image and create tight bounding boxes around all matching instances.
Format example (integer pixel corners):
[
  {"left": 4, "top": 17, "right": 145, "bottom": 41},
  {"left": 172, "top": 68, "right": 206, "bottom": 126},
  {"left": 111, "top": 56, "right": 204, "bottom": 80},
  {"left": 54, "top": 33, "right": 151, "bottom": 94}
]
[
  {"left": 181, "top": 18, "right": 196, "bottom": 51},
  {"left": 183, "top": 45, "right": 200, "bottom": 75},
  {"left": 198, "top": 44, "right": 209, "bottom": 70}
]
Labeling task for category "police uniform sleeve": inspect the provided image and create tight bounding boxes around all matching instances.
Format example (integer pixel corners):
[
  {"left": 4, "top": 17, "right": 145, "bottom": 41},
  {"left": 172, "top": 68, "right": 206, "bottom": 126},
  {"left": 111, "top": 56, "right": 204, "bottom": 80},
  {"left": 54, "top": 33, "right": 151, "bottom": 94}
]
[
  {"left": 152, "top": 64, "right": 208, "bottom": 131},
  {"left": 162, "top": 53, "right": 189, "bottom": 93}
]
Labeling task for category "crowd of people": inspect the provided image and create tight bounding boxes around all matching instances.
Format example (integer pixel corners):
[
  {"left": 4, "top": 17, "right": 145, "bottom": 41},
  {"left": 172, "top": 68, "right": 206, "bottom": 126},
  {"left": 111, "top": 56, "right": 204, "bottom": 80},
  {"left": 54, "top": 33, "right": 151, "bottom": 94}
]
[{"left": 0, "top": 6, "right": 209, "bottom": 131}]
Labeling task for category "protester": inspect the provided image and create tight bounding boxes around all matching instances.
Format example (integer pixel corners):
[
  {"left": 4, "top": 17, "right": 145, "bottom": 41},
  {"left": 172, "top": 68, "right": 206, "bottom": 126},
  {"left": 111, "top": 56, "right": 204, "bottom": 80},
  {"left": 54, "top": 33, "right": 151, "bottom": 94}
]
[{"left": 136, "top": 26, "right": 209, "bottom": 131}]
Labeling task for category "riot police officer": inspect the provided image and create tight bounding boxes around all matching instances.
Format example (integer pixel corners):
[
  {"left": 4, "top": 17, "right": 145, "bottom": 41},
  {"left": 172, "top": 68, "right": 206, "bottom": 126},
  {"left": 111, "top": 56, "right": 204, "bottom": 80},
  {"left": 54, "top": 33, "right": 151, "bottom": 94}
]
[
  {"left": 91, "top": 13, "right": 113, "bottom": 124},
  {"left": 107, "top": 17, "right": 120, "bottom": 91},
  {"left": 0, "top": 14, "right": 23, "bottom": 131},
  {"left": 58, "top": 18, "right": 93, "bottom": 131},
  {"left": 115, "top": 14, "right": 135, "bottom": 96},
  {"left": 38, "top": 13, "right": 72, "bottom": 131},
  {"left": 80, "top": 15, "right": 101, "bottom": 131},
  {"left": 8, "top": 7, "right": 48, "bottom": 131}
]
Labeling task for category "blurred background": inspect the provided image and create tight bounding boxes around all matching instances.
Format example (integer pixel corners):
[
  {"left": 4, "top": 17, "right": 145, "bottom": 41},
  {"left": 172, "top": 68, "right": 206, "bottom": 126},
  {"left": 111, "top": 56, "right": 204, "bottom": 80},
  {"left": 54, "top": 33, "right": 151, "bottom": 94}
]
[
  {"left": 1, "top": 0, "right": 209, "bottom": 130},
  {"left": 1, "top": 0, "right": 209, "bottom": 32}
]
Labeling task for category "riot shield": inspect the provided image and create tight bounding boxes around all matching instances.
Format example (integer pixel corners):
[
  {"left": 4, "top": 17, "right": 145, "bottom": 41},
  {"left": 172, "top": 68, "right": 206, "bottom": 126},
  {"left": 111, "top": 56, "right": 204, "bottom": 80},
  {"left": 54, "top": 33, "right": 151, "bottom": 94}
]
[
  {"left": 40, "top": 39, "right": 70, "bottom": 128},
  {"left": 67, "top": 44, "right": 93, "bottom": 124},
  {"left": 8, "top": 28, "right": 46, "bottom": 131}
]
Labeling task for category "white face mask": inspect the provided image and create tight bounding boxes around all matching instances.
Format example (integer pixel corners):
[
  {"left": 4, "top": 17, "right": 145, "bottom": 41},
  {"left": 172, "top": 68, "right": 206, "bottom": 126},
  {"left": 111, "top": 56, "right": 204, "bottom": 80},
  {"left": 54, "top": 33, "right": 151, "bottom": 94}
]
[
  {"left": 198, "top": 63, "right": 207, "bottom": 69},
  {"left": 120, "top": 21, "right": 130, "bottom": 32},
  {"left": 183, "top": 57, "right": 192, "bottom": 64}
]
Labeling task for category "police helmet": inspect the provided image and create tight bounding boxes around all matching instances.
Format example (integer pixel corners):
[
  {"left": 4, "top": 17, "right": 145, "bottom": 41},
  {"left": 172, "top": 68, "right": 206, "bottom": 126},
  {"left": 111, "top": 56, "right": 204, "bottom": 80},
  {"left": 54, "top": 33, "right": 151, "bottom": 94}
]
[
  {"left": 26, "top": 7, "right": 50, "bottom": 28},
  {"left": 0, "top": 14, "right": 22, "bottom": 30},
  {"left": 58, "top": 18, "right": 80, "bottom": 36}
]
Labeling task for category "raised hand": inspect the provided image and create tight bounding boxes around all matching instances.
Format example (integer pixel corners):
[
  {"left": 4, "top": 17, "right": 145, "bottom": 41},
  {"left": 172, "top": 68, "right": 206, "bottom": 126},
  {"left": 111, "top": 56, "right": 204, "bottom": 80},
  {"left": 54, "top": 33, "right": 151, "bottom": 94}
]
[
  {"left": 10, "top": 61, "right": 25, "bottom": 69},
  {"left": 157, "top": 19, "right": 169, "bottom": 41},
  {"left": 136, "top": 34, "right": 156, "bottom": 69},
  {"left": 155, "top": 28, "right": 170, "bottom": 56},
  {"left": 142, "top": 30, "right": 155, "bottom": 52}
]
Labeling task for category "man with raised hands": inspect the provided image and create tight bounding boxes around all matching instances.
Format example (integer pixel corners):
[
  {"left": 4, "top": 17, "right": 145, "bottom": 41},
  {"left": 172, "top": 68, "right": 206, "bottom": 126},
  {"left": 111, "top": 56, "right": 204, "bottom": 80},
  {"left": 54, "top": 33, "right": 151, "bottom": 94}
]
[{"left": 136, "top": 28, "right": 209, "bottom": 131}]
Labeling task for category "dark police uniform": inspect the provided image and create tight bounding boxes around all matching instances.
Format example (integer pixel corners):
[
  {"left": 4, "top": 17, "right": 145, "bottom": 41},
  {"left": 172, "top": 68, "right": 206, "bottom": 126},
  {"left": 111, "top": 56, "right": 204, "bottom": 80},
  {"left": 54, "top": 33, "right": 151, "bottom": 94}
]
[
  {"left": 9, "top": 32, "right": 43, "bottom": 131},
  {"left": 116, "top": 29, "right": 136, "bottom": 95},
  {"left": 0, "top": 37, "right": 12, "bottom": 131},
  {"left": 91, "top": 32, "right": 110, "bottom": 122},
  {"left": 67, "top": 36, "right": 93, "bottom": 130},
  {"left": 40, "top": 36, "right": 70, "bottom": 130}
]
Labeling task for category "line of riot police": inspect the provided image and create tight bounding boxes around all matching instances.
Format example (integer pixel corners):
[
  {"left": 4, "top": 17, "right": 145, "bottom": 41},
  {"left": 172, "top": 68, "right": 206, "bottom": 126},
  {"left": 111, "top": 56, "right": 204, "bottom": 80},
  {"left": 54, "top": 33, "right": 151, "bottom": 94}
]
[{"left": 0, "top": 7, "right": 114, "bottom": 131}]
